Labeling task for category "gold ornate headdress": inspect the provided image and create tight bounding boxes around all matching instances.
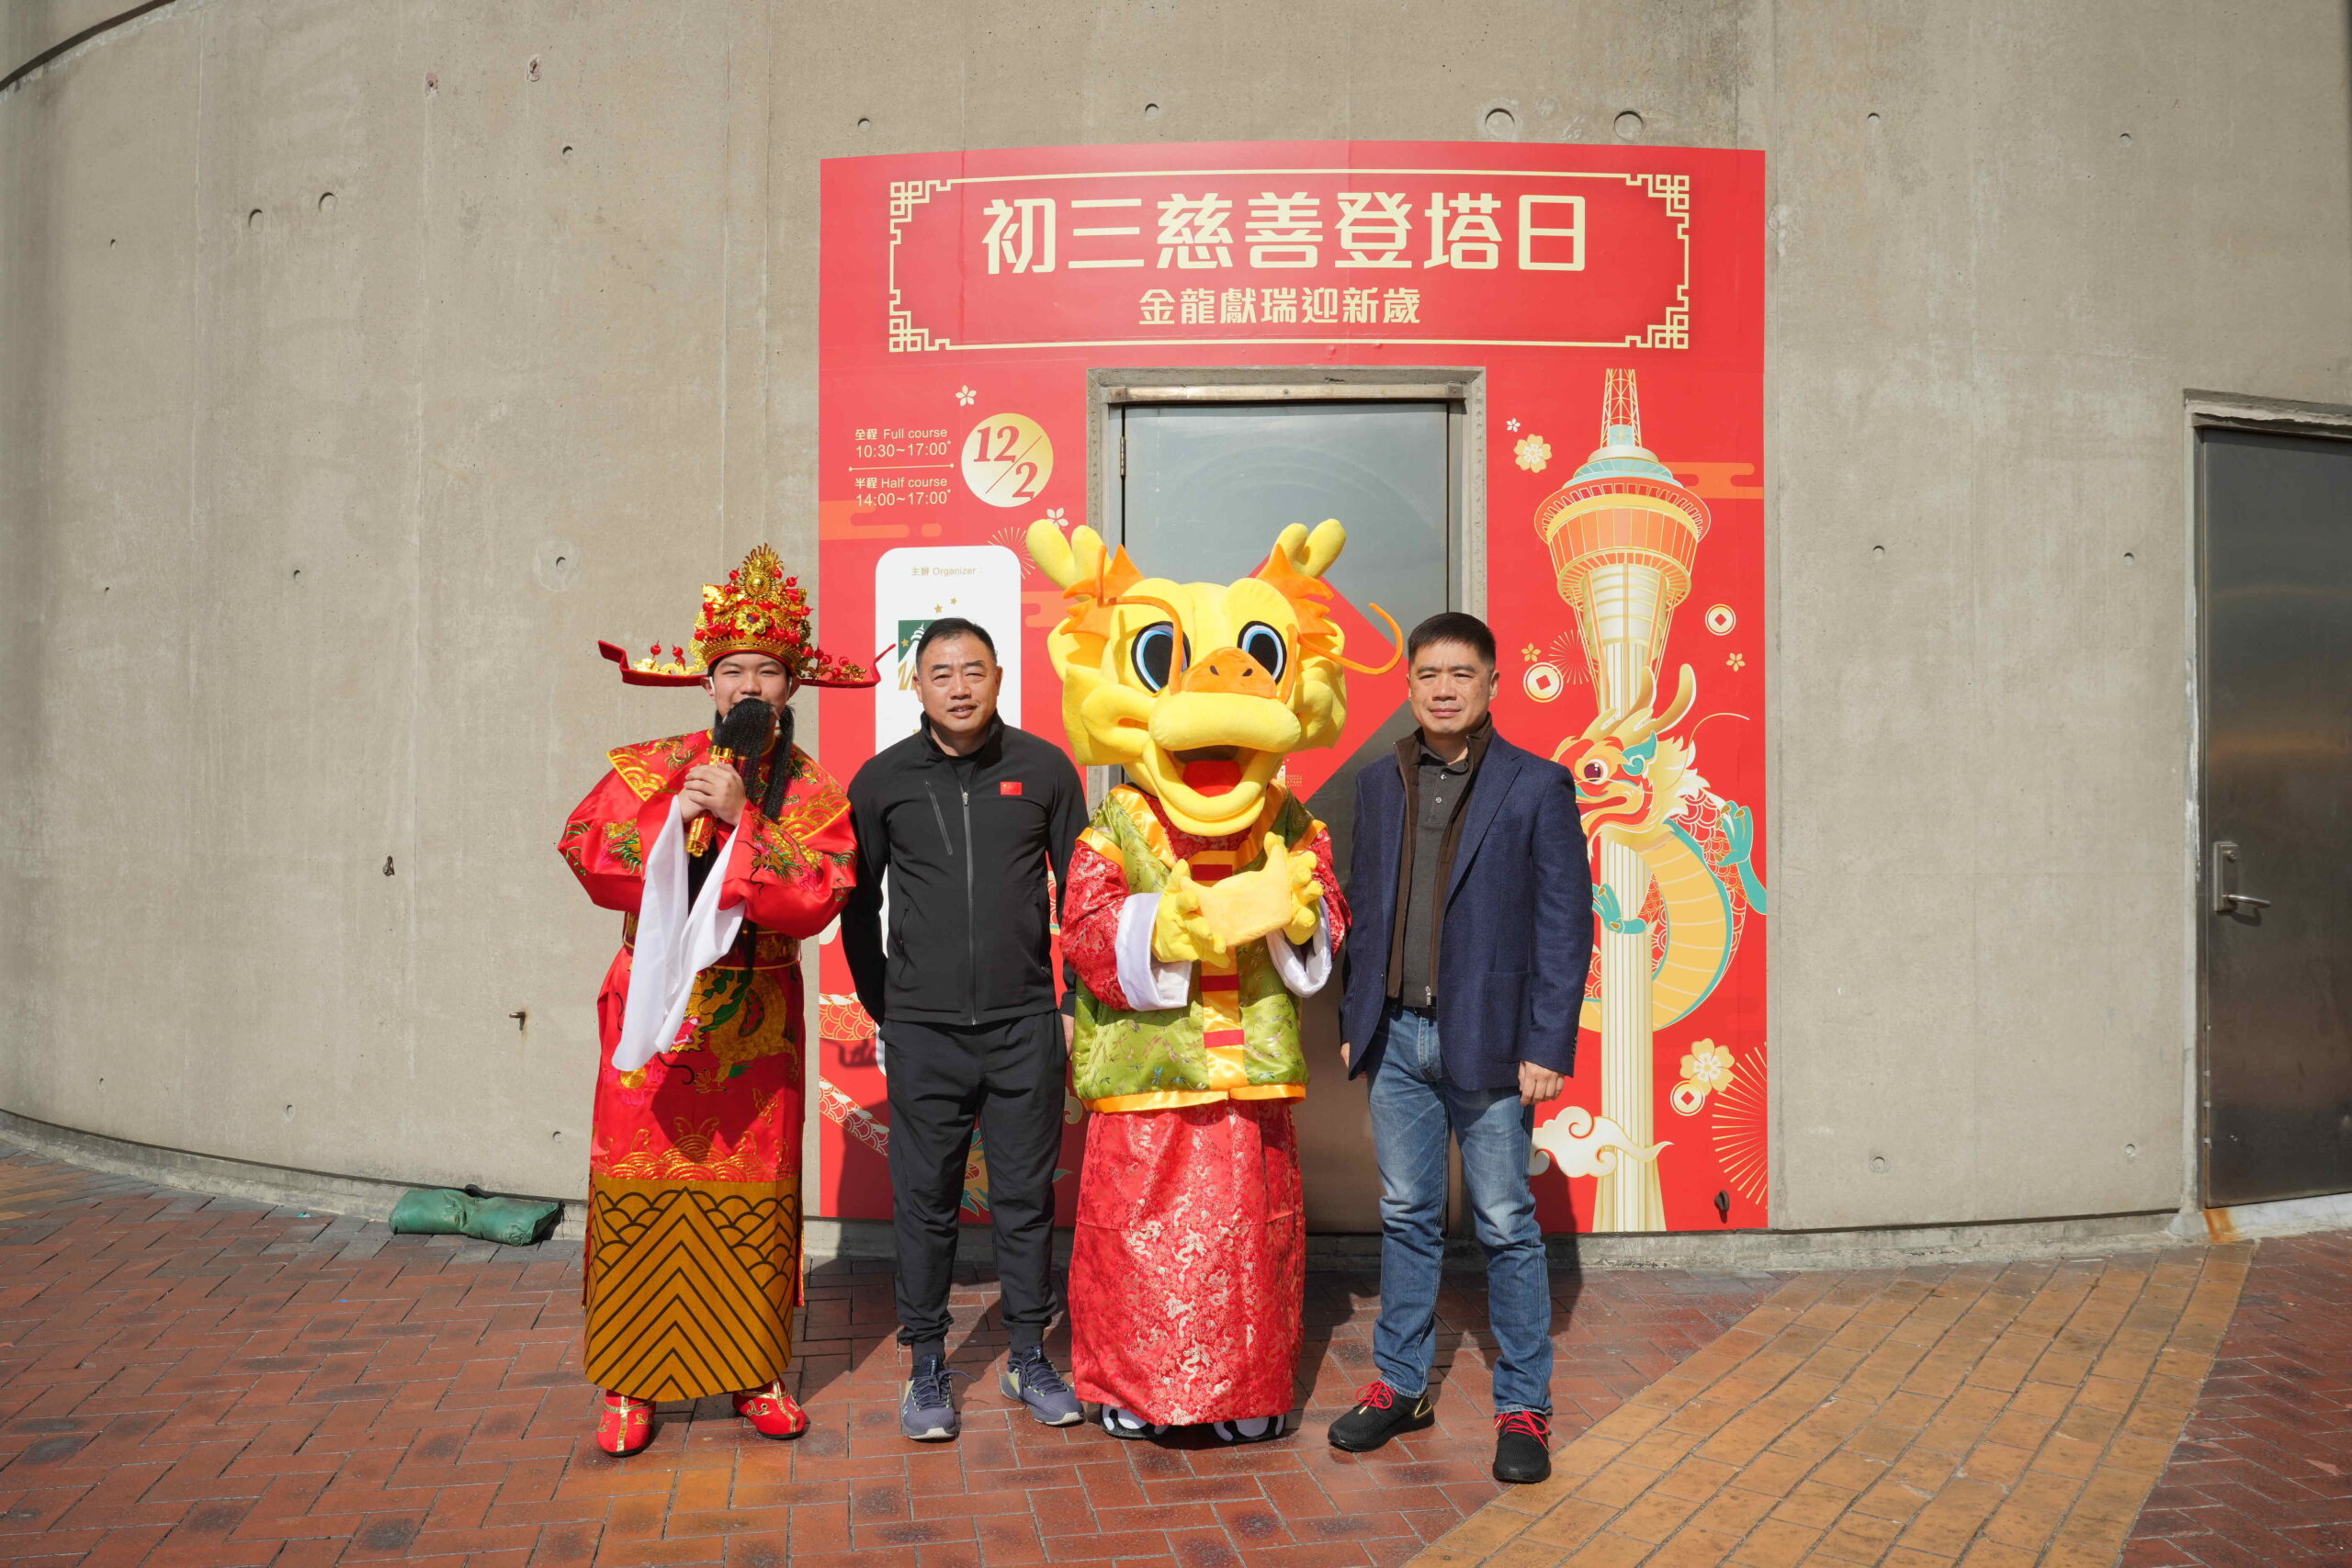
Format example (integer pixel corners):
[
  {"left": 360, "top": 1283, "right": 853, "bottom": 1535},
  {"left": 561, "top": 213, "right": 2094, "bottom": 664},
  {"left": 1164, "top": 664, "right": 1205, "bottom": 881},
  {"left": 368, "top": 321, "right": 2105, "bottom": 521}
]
[{"left": 597, "top": 544, "right": 877, "bottom": 689}]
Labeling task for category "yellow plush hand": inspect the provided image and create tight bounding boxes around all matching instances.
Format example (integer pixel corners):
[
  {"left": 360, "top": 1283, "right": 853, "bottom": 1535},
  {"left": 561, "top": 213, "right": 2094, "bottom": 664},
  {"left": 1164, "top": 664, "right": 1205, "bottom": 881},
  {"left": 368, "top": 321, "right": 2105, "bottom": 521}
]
[
  {"left": 1281, "top": 834, "right": 1326, "bottom": 945},
  {"left": 1151, "top": 863, "right": 1221, "bottom": 963},
  {"left": 1197, "top": 833, "right": 1325, "bottom": 950}
]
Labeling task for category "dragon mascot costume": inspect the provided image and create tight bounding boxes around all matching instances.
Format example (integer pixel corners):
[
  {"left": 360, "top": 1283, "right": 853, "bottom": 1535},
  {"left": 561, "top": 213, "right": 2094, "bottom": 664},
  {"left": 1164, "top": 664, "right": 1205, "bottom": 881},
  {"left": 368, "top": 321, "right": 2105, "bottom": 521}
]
[{"left": 1028, "top": 517, "right": 1377, "bottom": 1443}]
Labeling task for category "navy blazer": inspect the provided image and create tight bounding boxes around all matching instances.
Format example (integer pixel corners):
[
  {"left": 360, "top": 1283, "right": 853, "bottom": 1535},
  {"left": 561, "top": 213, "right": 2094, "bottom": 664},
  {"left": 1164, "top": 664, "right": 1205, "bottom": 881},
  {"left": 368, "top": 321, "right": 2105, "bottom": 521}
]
[{"left": 1340, "top": 730, "right": 1595, "bottom": 1092}]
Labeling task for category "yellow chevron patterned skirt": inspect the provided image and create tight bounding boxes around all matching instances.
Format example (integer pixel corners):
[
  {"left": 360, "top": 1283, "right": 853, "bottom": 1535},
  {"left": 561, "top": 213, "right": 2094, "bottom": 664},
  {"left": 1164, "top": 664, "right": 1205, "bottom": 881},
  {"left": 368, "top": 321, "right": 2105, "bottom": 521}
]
[
  {"left": 582, "top": 949, "right": 805, "bottom": 1402},
  {"left": 583, "top": 1176, "right": 800, "bottom": 1399}
]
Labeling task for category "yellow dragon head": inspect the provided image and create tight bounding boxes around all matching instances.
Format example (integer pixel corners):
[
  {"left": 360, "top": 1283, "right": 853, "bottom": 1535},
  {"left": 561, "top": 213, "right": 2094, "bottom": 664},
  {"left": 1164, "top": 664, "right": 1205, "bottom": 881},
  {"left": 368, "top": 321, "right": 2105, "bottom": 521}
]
[{"left": 1026, "top": 519, "right": 1360, "bottom": 837}]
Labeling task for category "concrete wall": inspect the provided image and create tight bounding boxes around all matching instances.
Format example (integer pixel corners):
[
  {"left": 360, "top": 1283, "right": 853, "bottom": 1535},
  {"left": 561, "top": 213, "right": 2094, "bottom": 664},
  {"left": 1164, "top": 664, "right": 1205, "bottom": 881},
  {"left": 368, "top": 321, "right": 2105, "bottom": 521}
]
[{"left": 4, "top": 0, "right": 2347, "bottom": 1230}]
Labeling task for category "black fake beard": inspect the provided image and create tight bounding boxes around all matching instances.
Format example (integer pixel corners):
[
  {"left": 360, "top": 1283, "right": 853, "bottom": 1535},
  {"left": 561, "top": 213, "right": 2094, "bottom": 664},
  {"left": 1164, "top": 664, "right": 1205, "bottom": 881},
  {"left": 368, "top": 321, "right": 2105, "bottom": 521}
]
[{"left": 685, "top": 700, "right": 797, "bottom": 901}]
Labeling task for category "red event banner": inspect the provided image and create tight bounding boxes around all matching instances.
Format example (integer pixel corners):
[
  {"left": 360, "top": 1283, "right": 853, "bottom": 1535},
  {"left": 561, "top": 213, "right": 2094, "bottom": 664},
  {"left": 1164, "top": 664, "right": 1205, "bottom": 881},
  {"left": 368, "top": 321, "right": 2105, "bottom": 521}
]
[
  {"left": 884, "top": 164, "right": 1691, "bottom": 352},
  {"left": 816, "top": 141, "right": 1766, "bottom": 1235}
]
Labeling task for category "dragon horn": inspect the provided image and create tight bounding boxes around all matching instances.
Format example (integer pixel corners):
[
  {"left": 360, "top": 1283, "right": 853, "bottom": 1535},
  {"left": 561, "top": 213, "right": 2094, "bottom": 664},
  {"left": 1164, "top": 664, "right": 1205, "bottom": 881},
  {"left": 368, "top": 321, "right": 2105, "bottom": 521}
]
[
  {"left": 1589, "top": 694, "right": 1635, "bottom": 739},
  {"left": 1026, "top": 520, "right": 1083, "bottom": 590},
  {"left": 1655, "top": 663, "right": 1698, "bottom": 735},
  {"left": 1271, "top": 518, "right": 1346, "bottom": 579}
]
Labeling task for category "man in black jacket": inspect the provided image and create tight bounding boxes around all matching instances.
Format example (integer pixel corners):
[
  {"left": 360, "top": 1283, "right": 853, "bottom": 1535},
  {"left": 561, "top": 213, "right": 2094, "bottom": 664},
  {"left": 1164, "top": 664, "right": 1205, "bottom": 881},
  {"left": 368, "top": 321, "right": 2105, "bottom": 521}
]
[{"left": 842, "top": 617, "right": 1087, "bottom": 1442}]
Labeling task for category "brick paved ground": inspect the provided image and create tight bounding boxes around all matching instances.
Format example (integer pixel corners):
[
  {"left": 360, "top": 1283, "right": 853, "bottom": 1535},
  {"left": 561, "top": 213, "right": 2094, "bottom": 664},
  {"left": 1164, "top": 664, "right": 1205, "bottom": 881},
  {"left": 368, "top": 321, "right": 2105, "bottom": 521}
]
[
  {"left": 2122, "top": 1229, "right": 2352, "bottom": 1566},
  {"left": 1411, "top": 1248, "right": 2254, "bottom": 1567},
  {"left": 0, "top": 1143, "right": 1774, "bottom": 1568}
]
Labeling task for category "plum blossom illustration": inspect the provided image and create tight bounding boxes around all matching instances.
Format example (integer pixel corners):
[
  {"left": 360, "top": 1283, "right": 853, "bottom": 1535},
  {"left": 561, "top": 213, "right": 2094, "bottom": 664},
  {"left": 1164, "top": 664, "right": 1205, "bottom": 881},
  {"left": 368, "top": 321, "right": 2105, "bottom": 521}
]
[
  {"left": 1669, "top": 1039, "right": 1738, "bottom": 1116},
  {"left": 1513, "top": 433, "right": 1552, "bottom": 473}
]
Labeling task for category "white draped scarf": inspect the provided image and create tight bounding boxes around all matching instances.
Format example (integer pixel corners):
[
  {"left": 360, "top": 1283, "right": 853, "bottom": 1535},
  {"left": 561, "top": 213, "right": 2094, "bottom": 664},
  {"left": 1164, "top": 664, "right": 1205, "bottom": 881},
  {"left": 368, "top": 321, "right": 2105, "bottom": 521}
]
[{"left": 610, "top": 806, "right": 745, "bottom": 1073}]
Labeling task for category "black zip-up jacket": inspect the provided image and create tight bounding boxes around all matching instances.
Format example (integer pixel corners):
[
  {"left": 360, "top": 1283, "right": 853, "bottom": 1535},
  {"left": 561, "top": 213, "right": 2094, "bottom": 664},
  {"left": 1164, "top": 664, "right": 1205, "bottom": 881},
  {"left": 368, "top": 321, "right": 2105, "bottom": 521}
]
[{"left": 842, "top": 717, "right": 1086, "bottom": 1028}]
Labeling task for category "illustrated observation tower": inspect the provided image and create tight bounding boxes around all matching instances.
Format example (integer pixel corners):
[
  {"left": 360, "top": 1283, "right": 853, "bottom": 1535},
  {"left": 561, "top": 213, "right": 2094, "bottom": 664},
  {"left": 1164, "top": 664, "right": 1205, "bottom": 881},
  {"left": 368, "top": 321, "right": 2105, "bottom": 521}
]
[{"left": 1533, "top": 369, "right": 1711, "bottom": 1233}]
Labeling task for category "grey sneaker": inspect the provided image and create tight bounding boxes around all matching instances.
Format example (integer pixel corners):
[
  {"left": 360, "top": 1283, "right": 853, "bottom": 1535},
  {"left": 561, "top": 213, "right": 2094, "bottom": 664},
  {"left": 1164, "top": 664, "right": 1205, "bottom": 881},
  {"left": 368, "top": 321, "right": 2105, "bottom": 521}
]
[
  {"left": 900, "top": 1354, "right": 959, "bottom": 1442},
  {"left": 999, "top": 1346, "right": 1082, "bottom": 1427}
]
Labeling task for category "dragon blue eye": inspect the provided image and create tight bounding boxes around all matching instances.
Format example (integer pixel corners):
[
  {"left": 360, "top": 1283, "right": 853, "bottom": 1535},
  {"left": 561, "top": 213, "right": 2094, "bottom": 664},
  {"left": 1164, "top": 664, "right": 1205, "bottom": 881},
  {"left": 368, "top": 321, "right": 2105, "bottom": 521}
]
[
  {"left": 1131, "top": 624, "right": 1181, "bottom": 692},
  {"left": 1238, "top": 622, "right": 1288, "bottom": 683}
]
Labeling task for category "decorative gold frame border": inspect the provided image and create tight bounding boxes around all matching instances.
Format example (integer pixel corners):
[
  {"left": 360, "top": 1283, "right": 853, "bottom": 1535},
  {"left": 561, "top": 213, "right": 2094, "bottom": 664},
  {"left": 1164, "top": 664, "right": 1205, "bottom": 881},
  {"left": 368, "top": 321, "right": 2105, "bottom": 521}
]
[{"left": 885, "top": 167, "right": 1691, "bottom": 354}]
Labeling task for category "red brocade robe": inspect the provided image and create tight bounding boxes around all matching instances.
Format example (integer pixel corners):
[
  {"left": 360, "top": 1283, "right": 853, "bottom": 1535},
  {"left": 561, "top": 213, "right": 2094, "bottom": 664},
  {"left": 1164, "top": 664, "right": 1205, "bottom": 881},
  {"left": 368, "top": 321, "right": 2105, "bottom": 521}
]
[
  {"left": 558, "top": 732, "right": 854, "bottom": 1402},
  {"left": 1059, "top": 793, "right": 1349, "bottom": 1427}
]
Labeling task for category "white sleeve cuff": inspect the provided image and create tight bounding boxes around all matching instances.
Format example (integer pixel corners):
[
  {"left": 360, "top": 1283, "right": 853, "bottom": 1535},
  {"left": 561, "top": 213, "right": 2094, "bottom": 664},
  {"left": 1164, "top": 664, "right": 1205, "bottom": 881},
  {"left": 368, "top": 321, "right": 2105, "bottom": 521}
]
[
  {"left": 1266, "top": 906, "right": 1334, "bottom": 997},
  {"left": 1114, "top": 892, "right": 1193, "bottom": 1010}
]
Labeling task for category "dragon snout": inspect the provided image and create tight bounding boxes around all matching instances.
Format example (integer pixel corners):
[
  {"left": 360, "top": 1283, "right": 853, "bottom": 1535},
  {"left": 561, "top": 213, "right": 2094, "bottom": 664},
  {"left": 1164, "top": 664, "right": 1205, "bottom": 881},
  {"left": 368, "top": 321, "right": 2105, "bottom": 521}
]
[{"left": 1175, "top": 647, "right": 1278, "bottom": 699}]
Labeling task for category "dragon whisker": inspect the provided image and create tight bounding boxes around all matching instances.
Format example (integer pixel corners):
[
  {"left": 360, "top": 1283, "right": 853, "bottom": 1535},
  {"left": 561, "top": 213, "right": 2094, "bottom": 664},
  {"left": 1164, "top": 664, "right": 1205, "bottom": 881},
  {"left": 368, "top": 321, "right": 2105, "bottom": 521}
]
[{"left": 1334, "top": 601, "right": 1403, "bottom": 676}]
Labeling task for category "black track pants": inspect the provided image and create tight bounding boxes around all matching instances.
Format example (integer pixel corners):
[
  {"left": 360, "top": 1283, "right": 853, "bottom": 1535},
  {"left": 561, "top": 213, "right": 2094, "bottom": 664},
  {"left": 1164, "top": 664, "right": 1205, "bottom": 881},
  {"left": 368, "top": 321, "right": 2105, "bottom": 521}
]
[{"left": 882, "top": 1011, "right": 1066, "bottom": 1350}]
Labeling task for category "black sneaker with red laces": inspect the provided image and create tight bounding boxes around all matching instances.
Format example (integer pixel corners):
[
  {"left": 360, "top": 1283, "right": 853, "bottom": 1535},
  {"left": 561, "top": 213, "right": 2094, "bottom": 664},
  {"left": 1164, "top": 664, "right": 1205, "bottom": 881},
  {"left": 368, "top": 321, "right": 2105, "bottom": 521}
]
[
  {"left": 1492, "top": 1408, "right": 1553, "bottom": 1483},
  {"left": 1326, "top": 1380, "right": 1436, "bottom": 1452}
]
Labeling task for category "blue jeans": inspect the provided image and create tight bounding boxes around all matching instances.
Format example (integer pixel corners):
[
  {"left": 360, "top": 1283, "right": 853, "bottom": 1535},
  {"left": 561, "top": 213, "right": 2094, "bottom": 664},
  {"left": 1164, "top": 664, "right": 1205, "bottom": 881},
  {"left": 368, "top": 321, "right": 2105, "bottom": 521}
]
[{"left": 1366, "top": 1003, "right": 1554, "bottom": 1414}]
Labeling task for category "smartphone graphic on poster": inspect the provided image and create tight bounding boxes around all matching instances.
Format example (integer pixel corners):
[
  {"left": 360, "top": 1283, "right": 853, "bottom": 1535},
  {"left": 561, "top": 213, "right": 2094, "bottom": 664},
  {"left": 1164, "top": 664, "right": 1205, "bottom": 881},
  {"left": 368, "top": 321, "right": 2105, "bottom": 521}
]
[{"left": 874, "top": 545, "right": 1023, "bottom": 751}]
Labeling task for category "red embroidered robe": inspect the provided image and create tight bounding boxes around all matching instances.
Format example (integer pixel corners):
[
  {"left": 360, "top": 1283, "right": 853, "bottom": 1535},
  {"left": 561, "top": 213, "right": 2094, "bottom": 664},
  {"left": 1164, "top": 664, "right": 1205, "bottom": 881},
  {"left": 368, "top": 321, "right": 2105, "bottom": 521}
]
[
  {"left": 558, "top": 733, "right": 854, "bottom": 1401},
  {"left": 1058, "top": 791, "right": 1349, "bottom": 1427}
]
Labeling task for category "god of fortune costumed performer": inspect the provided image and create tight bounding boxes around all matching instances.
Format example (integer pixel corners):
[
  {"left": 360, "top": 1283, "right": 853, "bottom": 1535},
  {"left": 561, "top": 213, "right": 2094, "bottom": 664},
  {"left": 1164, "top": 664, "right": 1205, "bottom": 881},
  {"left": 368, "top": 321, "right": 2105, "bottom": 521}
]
[
  {"left": 556, "top": 546, "right": 874, "bottom": 1457},
  {"left": 1028, "top": 518, "right": 1390, "bottom": 1443}
]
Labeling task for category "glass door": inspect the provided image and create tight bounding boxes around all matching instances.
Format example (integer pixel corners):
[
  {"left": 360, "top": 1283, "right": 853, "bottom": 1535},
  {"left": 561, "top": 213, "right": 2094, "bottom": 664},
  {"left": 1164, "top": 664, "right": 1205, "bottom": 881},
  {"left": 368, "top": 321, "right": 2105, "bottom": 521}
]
[{"left": 1111, "top": 397, "right": 1457, "bottom": 1231}]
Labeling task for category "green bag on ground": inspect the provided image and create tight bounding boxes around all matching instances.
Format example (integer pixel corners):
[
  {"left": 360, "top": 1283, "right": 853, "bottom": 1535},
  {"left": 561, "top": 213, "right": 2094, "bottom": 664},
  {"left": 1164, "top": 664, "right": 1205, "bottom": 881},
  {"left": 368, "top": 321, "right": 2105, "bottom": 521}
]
[
  {"left": 387, "top": 1188, "right": 562, "bottom": 1246},
  {"left": 388, "top": 1188, "right": 471, "bottom": 1235},
  {"left": 466, "top": 1196, "right": 563, "bottom": 1246}
]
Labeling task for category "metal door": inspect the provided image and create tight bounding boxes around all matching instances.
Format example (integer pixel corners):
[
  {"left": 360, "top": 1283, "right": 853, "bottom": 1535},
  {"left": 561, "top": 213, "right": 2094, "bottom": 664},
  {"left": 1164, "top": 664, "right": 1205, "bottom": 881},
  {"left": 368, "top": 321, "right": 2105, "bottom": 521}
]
[
  {"left": 2201, "top": 426, "right": 2352, "bottom": 1206},
  {"left": 1114, "top": 398, "right": 1456, "bottom": 1230}
]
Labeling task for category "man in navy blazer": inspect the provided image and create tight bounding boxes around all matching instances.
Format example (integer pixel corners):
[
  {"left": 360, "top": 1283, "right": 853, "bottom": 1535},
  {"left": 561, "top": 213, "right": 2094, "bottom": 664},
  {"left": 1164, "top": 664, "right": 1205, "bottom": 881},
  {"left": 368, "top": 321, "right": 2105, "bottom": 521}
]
[{"left": 1324, "top": 613, "right": 1593, "bottom": 1485}]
